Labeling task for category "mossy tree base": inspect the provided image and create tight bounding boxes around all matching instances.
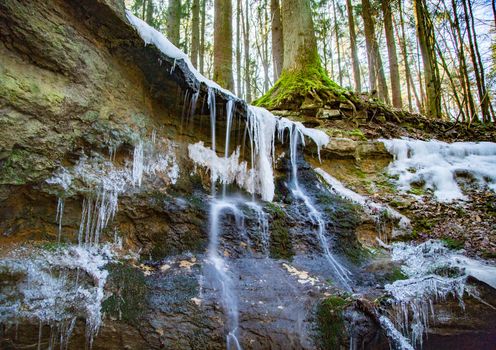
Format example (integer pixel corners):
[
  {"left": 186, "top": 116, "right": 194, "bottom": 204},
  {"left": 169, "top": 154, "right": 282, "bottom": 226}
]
[{"left": 254, "top": 65, "right": 351, "bottom": 111}]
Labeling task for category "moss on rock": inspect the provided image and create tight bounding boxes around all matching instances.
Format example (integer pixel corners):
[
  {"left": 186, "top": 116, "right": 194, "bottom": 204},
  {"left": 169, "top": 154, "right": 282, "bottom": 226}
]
[
  {"left": 316, "top": 296, "right": 351, "bottom": 349},
  {"left": 266, "top": 203, "right": 294, "bottom": 260},
  {"left": 102, "top": 262, "right": 148, "bottom": 323}
]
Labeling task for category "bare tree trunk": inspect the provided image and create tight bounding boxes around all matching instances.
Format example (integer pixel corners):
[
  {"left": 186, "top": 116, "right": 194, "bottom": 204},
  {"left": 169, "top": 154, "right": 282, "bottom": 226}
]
[
  {"left": 435, "top": 41, "right": 465, "bottom": 121},
  {"left": 464, "top": 0, "right": 491, "bottom": 122},
  {"left": 396, "top": 0, "right": 413, "bottom": 111},
  {"left": 362, "top": 0, "right": 389, "bottom": 103},
  {"left": 382, "top": 0, "right": 402, "bottom": 108},
  {"left": 236, "top": 0, "right": 242, "bottom": 96},
  {"left": 199, "top": 0, "right": 206, "bottom": 75},
  {"left": 242, "top": 0, "right": 251, "bottom": 101},
  {"left": 191, "top": 0, "right": 200, "bottom": 67},
  {"left": 450, "top": 0, "right": 475, "bottom": 121},
  {"left": 332, "top": 0, "right": 342, "bottom": 86},
  {"left": 145, "top": 0, "right": 154, "bottom": 25},
  {"left": 281, "top": 0, "right": 319, "bottom": 72},
  {"left": 346, "top": 0, "right": 361, "bottom": 92},
  {"left": 167, "top": 0, "right": 181, "bottom": 46},
  {"left": 213, "top": 0, "right": 234, "bottom": 90},
  {"left": 414, "top": 0, "right": 442, "bottom": 118},
  {"left": 271, "top": 0, "right": 284, "bottom": 81}
]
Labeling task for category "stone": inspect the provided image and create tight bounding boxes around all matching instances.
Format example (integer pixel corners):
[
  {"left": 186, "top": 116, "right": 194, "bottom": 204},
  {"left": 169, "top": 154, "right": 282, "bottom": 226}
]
[{"left": 317, "top": 108, "right": 341, "bottom": 119}]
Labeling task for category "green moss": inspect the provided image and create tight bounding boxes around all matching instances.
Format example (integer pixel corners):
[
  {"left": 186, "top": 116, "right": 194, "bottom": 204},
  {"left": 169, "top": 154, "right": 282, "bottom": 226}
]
[
  {"left": 407, "top": 186, "right": 425, "bottom": 196},
  {"left": 481, "top": 250, "right": 496, "bottom": 259},
  {"left": 441, "top": 237, "right": 465, "bottom": 250},
  {"left": 40, "top": 242, "right": 68, "bottom": 252},
  {"left": 316, "top": 296, "right": 351, "bottom": 349},
  {"left": 102, "top": 263, "right": 148, "bottom": 323},
  {"left": 268, "top": 206, "right": 294, "bottom": 260},
  {"left": 322, "top": 128, "right": 367, "bottom": 141},
  {"left": 413, "top": 218, "right": 437, "bottom": 234},
  {"left": 384, "top": 266, "right": 408, "bottom": 282},
  {"left": 253, "top": 58, "right": 349, "bottom": 109}
]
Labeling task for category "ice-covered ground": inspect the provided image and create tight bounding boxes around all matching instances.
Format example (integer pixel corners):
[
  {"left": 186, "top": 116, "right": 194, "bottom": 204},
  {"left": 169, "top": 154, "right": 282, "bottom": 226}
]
[
  {"left": 384, "top": 240, "right": 496, "bottom": 347},
  {"left": 381, "top": 138, "right": 496, "bottom": 202}
]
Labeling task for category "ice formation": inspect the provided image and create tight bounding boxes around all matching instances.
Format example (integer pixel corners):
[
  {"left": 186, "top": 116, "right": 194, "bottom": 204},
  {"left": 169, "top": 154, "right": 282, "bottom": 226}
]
[
  {"left": 381, "top": 138, "right": 496, "bottom": 202},
  {"left": 383, "top": 240, "right": 496, "bottom": 347},
  {"left": 126, "top": 11, "right": 330, "bottom": 203},
  {"left": 47, "top": 137, "right": 179, "bottom": 245},
  {"left": 125, "top": 11, "right": 235, "bottom": 97},
  {"left": 315, "top": 168, "right": 411, "bottom": 237},
  {"left": 0, "top": 244, "right": 115, "bottom": 347}
]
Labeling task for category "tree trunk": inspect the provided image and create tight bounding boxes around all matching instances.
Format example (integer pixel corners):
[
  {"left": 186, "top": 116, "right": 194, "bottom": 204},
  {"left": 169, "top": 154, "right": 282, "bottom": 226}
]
[
  {"left": 382, "top": 0, "right": 402, "bottom": 108},
  {"left": 361, "top": 0, "right": 389, "bottom": 103},
  {"left": 346, "top": 0, "right": 361, "bottom": 92},
  {"left": 213, "top": 0, "right": 234, "bottom": 90},
  {"left": 463, "top": 0, "right": 490, "bottom": 122},
  {"left": 167, "top": 0, "right": 181, "bottom": 46},
  {"left": 396, "top": 0, "right": 413, "bottom": 111},
  {"left": 145, "top": 0, "right": 154, "bottom": 25},
  {"left": 413, "top": 0, "right": 441, "bottom": 119},
  {"left": 242, "top": 0, "right": 251, "bottom": 101},
  {"left": 281, "top": 0, "right": 318, "bottom": 72},
  {"left": 271, "top": 0, "right": 284, "bottom": 81},
  {"left": 199, "top": 0, "right": 206, "bottom": 75},
  {"left": 332, "top": 0, "right": 342, "bottom": 86},
  {"left": 451, "top": 0, "right": 476, "bottom": 122},
  {"left": 191, "top": 0, "right": 200, "bottom": 67},
  {"left": 236, "top": 0, "right": 242, "bottom": 96}
]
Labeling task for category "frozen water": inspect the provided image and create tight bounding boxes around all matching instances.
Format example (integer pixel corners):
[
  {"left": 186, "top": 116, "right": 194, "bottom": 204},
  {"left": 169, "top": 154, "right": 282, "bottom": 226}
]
[
  {"left": 383, "top": 240, "right": 496, "bottom": 347},
  {"left": 0, "top": 244, "right": 116, "bottom": 347},
  {"left": 381, "top": 138, "right": 496, "bottom": 202}
]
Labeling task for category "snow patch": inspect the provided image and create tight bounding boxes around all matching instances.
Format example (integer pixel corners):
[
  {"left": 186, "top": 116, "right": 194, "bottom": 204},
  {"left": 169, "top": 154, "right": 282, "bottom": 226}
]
[{"left": 381, "top": 138, "right": 496, "bottom": 202}]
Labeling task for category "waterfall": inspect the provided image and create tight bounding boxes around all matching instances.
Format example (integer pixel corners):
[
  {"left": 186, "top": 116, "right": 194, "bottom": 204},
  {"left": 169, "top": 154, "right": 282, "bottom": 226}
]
[{"left": 282, "top": 124, "right": 353, "bottom": 291}]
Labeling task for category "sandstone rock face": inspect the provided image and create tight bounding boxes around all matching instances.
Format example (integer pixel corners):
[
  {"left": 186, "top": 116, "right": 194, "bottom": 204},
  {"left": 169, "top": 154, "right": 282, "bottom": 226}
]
[{"left": 1, "top": 1, "right": 495, "bottom": 350}]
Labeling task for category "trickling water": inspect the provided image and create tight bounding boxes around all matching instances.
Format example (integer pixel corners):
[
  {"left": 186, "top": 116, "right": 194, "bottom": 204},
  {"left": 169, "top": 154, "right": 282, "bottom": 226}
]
[
  {"left": 208, "top": 199, "right": 244, "bottom": 350},
  {"left": 245, "top": 201, "right": 270, "bottom": 255},
  {"left": 283, "top": 125, "right": 352, "bottom": 291}
]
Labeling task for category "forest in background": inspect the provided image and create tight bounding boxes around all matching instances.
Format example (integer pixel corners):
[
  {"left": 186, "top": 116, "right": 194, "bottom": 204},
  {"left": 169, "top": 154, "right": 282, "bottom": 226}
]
[{"left": 126, "top": 0, "right": 496, "bottom": 124}]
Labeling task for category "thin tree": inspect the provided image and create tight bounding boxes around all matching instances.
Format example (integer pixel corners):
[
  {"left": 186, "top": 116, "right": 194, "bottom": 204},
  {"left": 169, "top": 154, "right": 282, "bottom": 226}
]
[
  {"left": 396, "top": 0, "right": 414, "bottom": 111},
  {"left": 332, "top": 0, "right": 343, "bottom": 86},
  {"left": 199, "top": 0, "right": 206, "bottom": 75},
  {"left": 413, "top": 0, "right": 442, "bottom": 118},
  {"left": 382, "top": 0, "right": 402, "bottom": 108},
  {"left": 450, "top": 0, "right": 475, "bottom": 121},
  {"left": 236, "top": 0, "right": 242, "bottom": 96},
  {"left": 271, "top": 0, "right": 284, "bottom": 81},
  {"left": 242, "top": 0, "right": 252, "bottom": 101},
  {"left": 346, "top": 0, "right": 361, "bottom": 92},
  {"left": 462, "top": 0, "right": 490, "bottom": 122}
]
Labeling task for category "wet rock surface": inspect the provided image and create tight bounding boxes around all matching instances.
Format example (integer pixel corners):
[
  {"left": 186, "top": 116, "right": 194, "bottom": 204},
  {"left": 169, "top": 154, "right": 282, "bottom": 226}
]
[{"left": 1, "top": 0, "right": 496, "bottom": 349}]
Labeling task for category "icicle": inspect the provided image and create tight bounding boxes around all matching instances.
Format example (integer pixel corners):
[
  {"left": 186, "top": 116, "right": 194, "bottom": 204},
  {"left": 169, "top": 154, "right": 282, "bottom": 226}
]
[
  {"left": 55, "top": 198, "right": 64, "bottom": 242},
  {"left": 132, "top": 141, "right": 144, "bottom": 187},
  {"left": 208, "top": 87, "right": 217, "bottom": 152}
]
